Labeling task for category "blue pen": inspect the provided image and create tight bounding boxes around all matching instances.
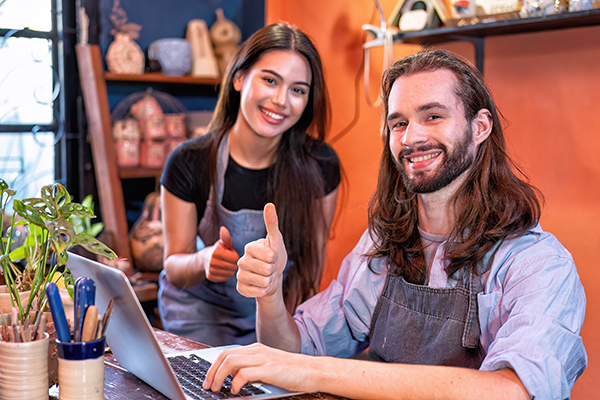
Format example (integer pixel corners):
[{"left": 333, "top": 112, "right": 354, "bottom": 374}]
[
  {"left": 74, "top": 277, "right": 96, "bottom": 342},
  {"left": 45, "top": 282, "right": 71, "bottom": 342}
]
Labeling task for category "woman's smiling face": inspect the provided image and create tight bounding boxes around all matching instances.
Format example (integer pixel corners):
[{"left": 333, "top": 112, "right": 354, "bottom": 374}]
[{"left": 233, "top": 49, "right": 312, "bottom": 140}]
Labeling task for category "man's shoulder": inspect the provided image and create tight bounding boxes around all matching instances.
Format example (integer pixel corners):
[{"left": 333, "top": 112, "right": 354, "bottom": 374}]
[
  {"left": 503, "top": 224, "right": 572, "bottom": 259},
  {"left": 486, "top": 223, "right": 576, "bottom": 282}
]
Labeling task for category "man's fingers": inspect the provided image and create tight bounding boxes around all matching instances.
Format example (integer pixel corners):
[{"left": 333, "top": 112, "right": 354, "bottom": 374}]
[{"left": 263, "top": 203, "right": 282, "bottom": 249}]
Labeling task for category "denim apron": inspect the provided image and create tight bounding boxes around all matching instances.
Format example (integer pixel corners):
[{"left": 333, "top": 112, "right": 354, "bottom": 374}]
[
  {"left": 159, "top": 133, "right": 266, "bottom": 346},
  {"left": 368, "top": 268, "right": 486, "bottom": 368}
]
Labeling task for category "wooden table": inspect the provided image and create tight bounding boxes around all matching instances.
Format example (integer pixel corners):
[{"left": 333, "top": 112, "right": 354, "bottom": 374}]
[{"left": 49, "top": 329, "right": 345, "bottom": 399}]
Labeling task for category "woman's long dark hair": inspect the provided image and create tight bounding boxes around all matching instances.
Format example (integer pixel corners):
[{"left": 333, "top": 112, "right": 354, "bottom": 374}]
[
  {"left": 206, "top": 23, "right": 334, "bottom": 311},
  {"left": 368, "top": 49, "right": 542, "bottom": 283}
]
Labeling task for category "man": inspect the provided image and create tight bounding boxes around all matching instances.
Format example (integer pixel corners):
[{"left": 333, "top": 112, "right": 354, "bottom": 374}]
[{"left": 202, "top": 49, "right": 587, "bottom": 399}]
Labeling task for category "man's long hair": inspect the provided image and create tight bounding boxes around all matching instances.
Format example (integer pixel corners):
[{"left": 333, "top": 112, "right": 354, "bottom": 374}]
[
  {"left": 206, "top": 23, "right": 334, "bottom": 311},
  {"left": 368, "top": 49, "right": 541, "bottom": 283}
]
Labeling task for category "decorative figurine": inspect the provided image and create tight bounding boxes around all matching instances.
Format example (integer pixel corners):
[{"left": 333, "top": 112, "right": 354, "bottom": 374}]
[
  {"left": 209, "top": 8, "right": 241, "bottom": 76},
  {"left": 105, "top": 0, "right": 144, "bottom": 75},
  {"left": 186, "top": 19, "right": 220, "bottom": 78}
]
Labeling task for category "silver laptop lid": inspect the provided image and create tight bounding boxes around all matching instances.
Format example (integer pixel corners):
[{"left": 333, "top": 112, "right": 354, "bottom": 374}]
[{"left": 66, "top": 252, "right": 300, "bottom": 400}]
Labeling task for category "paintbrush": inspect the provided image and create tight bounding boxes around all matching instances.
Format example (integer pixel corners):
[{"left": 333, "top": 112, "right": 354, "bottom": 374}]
[{"left": 100, "top": 298, "right": 114, "bottom": 337}]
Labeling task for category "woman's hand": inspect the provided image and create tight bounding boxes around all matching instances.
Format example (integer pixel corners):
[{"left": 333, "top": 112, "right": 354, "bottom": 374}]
[
  {"left": 204, "top": 226, "right": 240, "bottom": 282},
  {"left": 236, "top": 203, "right": 288, "bottom": 300},
  {"left": 202, "top": 343, "right": 317, "bottom": 395}
]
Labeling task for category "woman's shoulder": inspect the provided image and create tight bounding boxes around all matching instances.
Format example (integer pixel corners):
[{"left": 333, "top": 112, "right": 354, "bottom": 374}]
[
  {"left": 175, "top": 132, "right": 215, "bottom": 156},
  {"left": 161, "top": 132, "right": 216, "bottom": 193},
  {"left": 308, "top": 139, "right": 339, "bottom": 160},
  {"left": 307, "top": 140, "right": 340, "bottom": 193}
]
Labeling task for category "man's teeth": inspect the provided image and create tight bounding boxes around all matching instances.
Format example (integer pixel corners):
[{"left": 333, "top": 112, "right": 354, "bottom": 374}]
[
  {"left": 409, "top": 153, "right": 439, "bottom": 163},
  {"left": 262, "top": 109, "right": 284, "bottom": 120}
]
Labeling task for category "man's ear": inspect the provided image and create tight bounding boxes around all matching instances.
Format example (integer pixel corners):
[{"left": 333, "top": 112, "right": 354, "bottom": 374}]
[
  {"left": 233, "top": 71, "right": 244, "bottom": 92},
  {"left": 472, "top": 109, "right": 493, "bottom": 145}
]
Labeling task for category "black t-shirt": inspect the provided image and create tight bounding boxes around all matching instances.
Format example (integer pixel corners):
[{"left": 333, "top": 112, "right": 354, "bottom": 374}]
[{"left": 160, "top": 132, "right": 341, "bottom": 223}]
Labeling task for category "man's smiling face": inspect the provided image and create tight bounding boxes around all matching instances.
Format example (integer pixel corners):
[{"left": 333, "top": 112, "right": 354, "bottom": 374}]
[{"left": 387, "top": 69, "right": 479, "bottom": 194}]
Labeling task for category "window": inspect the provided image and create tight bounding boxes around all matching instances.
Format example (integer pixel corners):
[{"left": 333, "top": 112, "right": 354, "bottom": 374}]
[{"left": 0, "top": 0, "right": 60, "bottom": 200}]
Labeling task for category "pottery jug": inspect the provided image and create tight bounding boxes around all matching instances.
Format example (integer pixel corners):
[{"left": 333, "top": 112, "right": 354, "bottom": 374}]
[{"left": 106, "top": 32, "right": 145, "bottom": 75}]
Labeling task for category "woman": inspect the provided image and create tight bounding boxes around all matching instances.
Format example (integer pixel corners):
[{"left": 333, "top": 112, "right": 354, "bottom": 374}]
[{"left": 158, "top": 23, "right": 341, "bottom": 346}]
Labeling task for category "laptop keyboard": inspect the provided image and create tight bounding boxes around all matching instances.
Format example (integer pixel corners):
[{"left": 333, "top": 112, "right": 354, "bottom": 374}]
[{"left": 168, "top": 354, "right": 266, "bottom": 399}]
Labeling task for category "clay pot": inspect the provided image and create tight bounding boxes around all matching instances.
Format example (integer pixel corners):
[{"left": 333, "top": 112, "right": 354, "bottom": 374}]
[{"left": 0, "top": 332, "right": 49, "bottom": 400}]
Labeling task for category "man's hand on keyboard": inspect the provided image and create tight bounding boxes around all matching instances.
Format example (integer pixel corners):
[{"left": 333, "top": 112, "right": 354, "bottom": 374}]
[{"left": 202, "top": 342, "right": 316, "bottom": 395}]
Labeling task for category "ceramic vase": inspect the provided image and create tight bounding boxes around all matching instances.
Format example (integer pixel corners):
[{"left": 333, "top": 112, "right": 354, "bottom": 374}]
[
  {"left": 106, "top": 32, "right": 145, "bottom": 75},
  {"left": 0, "top": 332, "right": 49, "bottom": 400}
]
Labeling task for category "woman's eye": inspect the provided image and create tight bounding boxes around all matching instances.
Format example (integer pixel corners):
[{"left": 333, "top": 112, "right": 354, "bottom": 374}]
[
  {"left": 263, "top": 77, "right": 276, "bottom": 85},
  {"left": 292, "top": 87, "right": 306, "bottom": 95}
]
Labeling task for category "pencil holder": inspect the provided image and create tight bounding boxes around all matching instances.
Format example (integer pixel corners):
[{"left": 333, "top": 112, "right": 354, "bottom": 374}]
[{"left": 56, "top": 337, "right": 105, "bottom": 400}]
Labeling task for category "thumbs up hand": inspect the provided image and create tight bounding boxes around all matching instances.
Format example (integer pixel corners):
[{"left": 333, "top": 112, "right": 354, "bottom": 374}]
[
  {"left": 237, "top": 203, "right": 288, "bottom": 300},
  {"left": 205, "top": 226, "right": 240, "bottom": 282}
]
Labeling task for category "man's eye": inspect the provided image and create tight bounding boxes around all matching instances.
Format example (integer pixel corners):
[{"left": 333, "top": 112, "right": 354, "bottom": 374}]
[
  {"left": 389, "top": 121, "right": 406, "bottom": 130},
  {"left": 428, "top": 114, "right": 441, "bottom": 120}
]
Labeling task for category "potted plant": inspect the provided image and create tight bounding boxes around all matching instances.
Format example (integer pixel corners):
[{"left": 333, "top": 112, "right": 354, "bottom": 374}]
[
  {"left": 0, "top": 178, "right": 117, "bottom": 329},
  {"left": 0, "top": 178, "right": 118, "bottom": 395}
]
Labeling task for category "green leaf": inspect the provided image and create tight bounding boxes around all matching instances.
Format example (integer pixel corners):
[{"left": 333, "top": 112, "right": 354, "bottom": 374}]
[
  {"left": 81, "top": 195, "right": 94, "bottom": 210},
  {"left": 89, "top": 222, "right": 104, "bottom": 238},
  {"left": 73, "top": 232, "right": 117, "bottom": 259},
  {"left": 13, "top": 199, "right": 47, "bottom": 229},
  {"left": 46, "top": 218, "right": 76, "bottom": 254},
  {"left": 62, "top": 202, "right": 95, "bottom": 219},
  {"left": 40, "top": 183, "right": 71, "bottom": 219},
  {"left": 8, "top": 245, "right": 26, "bottom": 261}
]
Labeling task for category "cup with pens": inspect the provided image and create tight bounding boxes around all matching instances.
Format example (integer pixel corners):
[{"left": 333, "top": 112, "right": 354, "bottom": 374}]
[{"left": 46, "top": 277, "right": 114, "bottom": 400}]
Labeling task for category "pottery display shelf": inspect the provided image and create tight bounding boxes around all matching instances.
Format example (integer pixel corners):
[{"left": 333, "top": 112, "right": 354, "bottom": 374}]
[{"left": 105, "top": 72, "right": 221, "bottom": 86}]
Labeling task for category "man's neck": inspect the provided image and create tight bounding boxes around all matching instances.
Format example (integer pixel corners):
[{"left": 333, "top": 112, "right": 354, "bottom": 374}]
[{"left": 417, "top": 173, "right": 468, "bottom": 235}]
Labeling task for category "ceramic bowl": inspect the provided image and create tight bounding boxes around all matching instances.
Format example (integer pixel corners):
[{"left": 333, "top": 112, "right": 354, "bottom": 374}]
[{"left": 148, "top": 38, "right": 192, "bottom": 76}]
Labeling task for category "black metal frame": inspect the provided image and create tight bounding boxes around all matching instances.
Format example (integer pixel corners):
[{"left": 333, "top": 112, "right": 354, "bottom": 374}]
[{"left": 0, "top": 0, "right": 80, "bottom": 196}]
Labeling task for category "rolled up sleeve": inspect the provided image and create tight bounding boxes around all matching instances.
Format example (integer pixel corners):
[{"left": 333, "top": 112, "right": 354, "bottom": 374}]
[
  {"left": 294, "top": 230, "right": 386, "bottom": 358},
  {"left": 479, "top": 229, "right": 587, "bottom": 400}
]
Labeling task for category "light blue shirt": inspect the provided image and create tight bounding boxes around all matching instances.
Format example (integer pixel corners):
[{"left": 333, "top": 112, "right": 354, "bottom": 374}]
[{"left": 293, "top": 224, "right": 587, "bottom": 400}]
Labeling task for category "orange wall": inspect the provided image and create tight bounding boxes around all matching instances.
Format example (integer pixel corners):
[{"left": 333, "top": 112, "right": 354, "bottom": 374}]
[{"left": 267, "top": 1, "right": 599, "bottom": 398}]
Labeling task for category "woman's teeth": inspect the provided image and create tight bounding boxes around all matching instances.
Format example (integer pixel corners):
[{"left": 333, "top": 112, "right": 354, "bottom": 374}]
[{"left": 262, "top": 108, "right": 284, "bottom": 120}]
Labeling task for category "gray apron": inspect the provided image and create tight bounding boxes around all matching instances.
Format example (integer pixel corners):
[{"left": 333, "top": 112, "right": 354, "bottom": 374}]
[
  {"left": 159, "top": 134, "right": 266, "bottom": 346},
  {"left": 368, "top": 268, "right": 486, "bottom": 368}
]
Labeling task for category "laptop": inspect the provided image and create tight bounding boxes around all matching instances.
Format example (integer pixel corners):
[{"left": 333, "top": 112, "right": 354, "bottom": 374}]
[{"left": 67, "top": 252, "right": 301, "bottom": 400}]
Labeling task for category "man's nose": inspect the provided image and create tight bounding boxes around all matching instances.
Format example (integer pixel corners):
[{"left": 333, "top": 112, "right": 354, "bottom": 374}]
[{"left": 401, "top": 122, "right": 427, "bottom": 147}]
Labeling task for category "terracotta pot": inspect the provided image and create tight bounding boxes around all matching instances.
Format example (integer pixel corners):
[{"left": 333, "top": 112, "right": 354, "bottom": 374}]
[
  {"left": 0, "top": 332, "right": 49, "bottom": 400},
  {"left": 0, "top": 287, "right": 34, "bottom": 315}
]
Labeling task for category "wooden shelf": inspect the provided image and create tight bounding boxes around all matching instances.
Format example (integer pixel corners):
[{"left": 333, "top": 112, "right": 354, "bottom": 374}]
[
  {"left": 105, "top": 72, "right": 221, "bottom": 86},
  {"left": 118, "top": 167, "right": 163, "bottom": 180},
  {"left": 393, "top": 9, "right": 600, "bottom": 72},
  {"left": 396, "top": 9, "right": 600, "bottom": 45}
]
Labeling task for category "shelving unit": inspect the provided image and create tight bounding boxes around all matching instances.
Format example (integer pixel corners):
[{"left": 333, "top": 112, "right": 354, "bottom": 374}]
[
  {"left": 394, "top": 8, "right": 600, "bottom": 72},
  {"left": 76, "top": 44, "right": 219, "bottom": 278}
]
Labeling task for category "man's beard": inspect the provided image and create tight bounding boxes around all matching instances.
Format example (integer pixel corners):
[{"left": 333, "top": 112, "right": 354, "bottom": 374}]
[{"left": 398, "top": 127, "right": 475, "bottom": 194}]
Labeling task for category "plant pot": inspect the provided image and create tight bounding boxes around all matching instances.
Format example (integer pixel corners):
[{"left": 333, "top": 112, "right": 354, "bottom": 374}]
[
  {"left": 0, "top": 287, "right": 72, "bottom": 388},
  {"left": 0, "top": 332, "right": 49, "bottom": 400},
  {"left": 0, "top": 286, "right": 33, "bottom": 314}
]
